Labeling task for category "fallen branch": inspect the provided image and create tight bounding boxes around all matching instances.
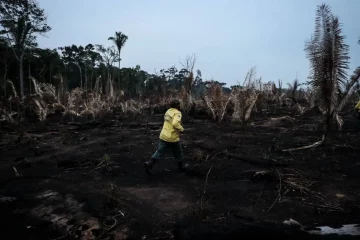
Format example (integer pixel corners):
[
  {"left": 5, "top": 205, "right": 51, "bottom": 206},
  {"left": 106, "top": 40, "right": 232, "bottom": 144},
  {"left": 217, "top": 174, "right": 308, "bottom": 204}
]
[
  {"left": 282, "top": 135, "right": 325, "bottom": 152},
  {"left": 201, "top": 164, "right": 214, "bottom": 214},
  {"left": 224, "top": 151, "right": 288, "bottom": 167},
  {"left": 267, "top": 169, "right": 281, "bottom": 212},
  {"left": 122, "top": 122, "right": 162, "bottom": 128},
  {"left": 203, "top": 165, "right": 214, "bottom": 196},
  {"left": 301, "top": 201, "right": 345, "bottom": 212},
  {"left": 51, "top": 232, "right": 69, "bottom": 240},
  {"left": 97, "top": 217, "right": 123, "bottom": 240},
  {"left": 334, "top": 144, "right": 360, "bottom": 151},
  {"left": 13, "top": 167, "right": 20, "bottom": 177},
  {"left": 267, "top": 194, "right": 280, "bottom": 213},
  {"left": 0, "top": 176, "right": 65, "bottom": 186}
]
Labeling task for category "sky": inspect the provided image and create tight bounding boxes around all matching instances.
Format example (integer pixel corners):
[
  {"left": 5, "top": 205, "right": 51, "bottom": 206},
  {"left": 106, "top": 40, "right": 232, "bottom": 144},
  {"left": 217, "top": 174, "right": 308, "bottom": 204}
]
[{"left": 36, "top": 0, "right": 360, "bottom": 87}]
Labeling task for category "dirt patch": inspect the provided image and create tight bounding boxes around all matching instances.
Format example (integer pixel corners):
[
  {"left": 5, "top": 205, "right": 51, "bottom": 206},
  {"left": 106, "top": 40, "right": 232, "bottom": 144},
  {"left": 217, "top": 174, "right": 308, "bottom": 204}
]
[
  {"left": 124, "top": 186, "right": 190, "bottom": 213},
  {"left": 261, "top": 116, "right": 296, "bottom": 127}
]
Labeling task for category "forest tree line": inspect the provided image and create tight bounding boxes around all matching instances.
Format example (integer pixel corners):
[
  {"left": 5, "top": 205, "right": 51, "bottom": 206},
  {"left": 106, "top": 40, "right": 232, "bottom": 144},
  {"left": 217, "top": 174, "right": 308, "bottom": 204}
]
[
  {"left": 1, "top": 0, "right": 359, "bottom": 106},
  {"left": 0, "top": 0, "right": 232, "bottom": 100}
]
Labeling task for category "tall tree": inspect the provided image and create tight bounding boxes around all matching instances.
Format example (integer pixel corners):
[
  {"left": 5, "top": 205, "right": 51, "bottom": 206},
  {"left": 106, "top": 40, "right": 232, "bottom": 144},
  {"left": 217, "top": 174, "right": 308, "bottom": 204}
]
[
  {"left": 0, "top": 36, "right": 11, "bottom": 97},
  {"left": 305, "top": 3, "right": 360, "bottom": 140},
  {"left": 0, "top": 0, "right": 51, "bottom": 97},
  {"left": 84, "top": 44, "right": 101, "bottom": 90},
  {"left": 108, "top": 31, "right": 128, "bottom": 90},
  {"left": 32, "top": 48, "right": 61, "bottom": 83},
  {"left": 96, "top": 44, "right": 118, "bottom": 93},
  {"left": 59, "top": 45, "right": 85, "bottom": 88},
  {"left": 83, "top": 44, "right": 99, "bottom": 91}
]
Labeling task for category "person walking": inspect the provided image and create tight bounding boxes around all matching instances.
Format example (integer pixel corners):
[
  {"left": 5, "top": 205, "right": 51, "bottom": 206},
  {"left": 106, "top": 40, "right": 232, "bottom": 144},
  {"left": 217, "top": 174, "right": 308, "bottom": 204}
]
[{"left": 144, "top": 99, "right": 190, "bottom": 174}]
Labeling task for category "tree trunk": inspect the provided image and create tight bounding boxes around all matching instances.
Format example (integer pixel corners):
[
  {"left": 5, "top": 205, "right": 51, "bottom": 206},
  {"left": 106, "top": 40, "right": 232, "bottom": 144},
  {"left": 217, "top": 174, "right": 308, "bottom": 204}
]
[
  {"left": 85, "top": 64, "right": 88, "bottom": 93},
  {"left": 76, "top": 63, "right": 82, "bottom": 88},
  {"left": 90, "top": 68, "right": 94, "bottom": 91},
  {"left": 112, "top": 64, "right": 116, "bottom": 91},
  {"left": 39, "top": 63, "right": 46, "bottom": 82},
  {"left": 107, "top": 67, "right": 110, "bottom": 94},
  {"left": 118, "top": 49, "right": 121, "bottom": 90},
  {"left": 28, "top": 62, "right": 32, "bottom": 95},
  {"left": 3, "top": 62, "right": 8, "bottom": 98},
  {"left": 19, "top": 57, "right": 24, "bottom": 97}
]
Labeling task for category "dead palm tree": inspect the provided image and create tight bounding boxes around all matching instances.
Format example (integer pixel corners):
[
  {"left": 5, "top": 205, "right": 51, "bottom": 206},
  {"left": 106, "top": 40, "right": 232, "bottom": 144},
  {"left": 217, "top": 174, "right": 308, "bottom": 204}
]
[
  {"left": 284, "top": 3, "right": 360, "bottom": 151},
  {"left": 108, "top": 31, "right": 128, "bottom": 90},
  {"left": 287, "top": 78, "right": 298, "bottom": 105},
  {"left": 306, "top": 4, "right": 349, "bottom": 131}
]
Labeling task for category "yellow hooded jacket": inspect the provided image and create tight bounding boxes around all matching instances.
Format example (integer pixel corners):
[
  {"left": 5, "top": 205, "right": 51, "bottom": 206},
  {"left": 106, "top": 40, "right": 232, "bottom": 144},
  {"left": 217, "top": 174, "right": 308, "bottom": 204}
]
[
  {"left": 355, "top": 101, "right": 360, "bottom": 111},
  {"left": 159, "top": 108, "right": 184, "bottom": 142}
]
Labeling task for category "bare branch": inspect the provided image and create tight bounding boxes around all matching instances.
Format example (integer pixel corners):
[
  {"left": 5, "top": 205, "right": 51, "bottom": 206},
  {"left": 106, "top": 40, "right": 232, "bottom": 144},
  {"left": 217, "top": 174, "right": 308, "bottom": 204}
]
[{"left": 180, "top": 53, "right": 196, "bottom": 74}]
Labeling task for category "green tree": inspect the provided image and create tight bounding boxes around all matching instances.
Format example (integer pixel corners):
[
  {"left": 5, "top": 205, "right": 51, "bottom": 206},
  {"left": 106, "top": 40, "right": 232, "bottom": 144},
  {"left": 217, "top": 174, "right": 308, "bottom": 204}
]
[
  {"left": 119, "top": 65, "right": 148, "bottom": 97},
  {"left": 108, "top": 31, "right": 128, "bottom": 90},
  {"left": 59, "top": 45, "right": 86, "bottom": 88},
  {"left": 96, "top": 44, "right": 118, "bottom": 93},
  {"left": 32, "top": 48, "right": 61, "bottom": 83},
  {"left": 0, "top": 0, "right": 51, "bottom": 97},
  {"left": 84, "top": 44, "right": 101, "bottom": 90},
  {"left": 83, "top": 44, "right": 101, "bottom": 91}
]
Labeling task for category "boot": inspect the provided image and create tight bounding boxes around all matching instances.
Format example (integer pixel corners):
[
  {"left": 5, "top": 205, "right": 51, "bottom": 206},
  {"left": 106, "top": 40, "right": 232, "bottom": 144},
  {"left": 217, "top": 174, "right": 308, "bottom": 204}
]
[
  {"left": 144, "top": 158, "right": 157, "bottom": 175},
  {"left": 178, "top": 162, "right": 190, "bottom": 172}
]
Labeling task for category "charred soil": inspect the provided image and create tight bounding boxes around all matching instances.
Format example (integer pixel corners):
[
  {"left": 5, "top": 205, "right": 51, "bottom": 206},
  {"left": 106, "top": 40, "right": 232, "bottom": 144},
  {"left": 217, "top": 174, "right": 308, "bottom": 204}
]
[{"left": 1, "top": 110, "right": 360, "bottom": 239}]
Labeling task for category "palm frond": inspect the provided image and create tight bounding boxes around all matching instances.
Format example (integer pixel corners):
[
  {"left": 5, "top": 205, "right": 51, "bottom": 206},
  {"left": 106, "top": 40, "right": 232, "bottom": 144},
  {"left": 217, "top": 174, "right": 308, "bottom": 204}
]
[
  {"left": 108, "top": 31, "right": 128, "bottom": 51},
  {"left": 337, "top": 67, "right": 360, "bottom": 112},
  {"left": 287, "top": 79, "right": 298, "bottom": 99},
  {"left": 6, "top": 80, "right": 17, "bottom": 98},
  {"left": 278, "top": 79, "right": 282, "bottom": 94},
  {"left": 242, "top": 66, "right": 257, "bottom": 88},
  {"left": 313, "top": 3, "right": 332, "bottom": 44},
  {"left": 292, "top": 79, "right": 298, "bottom": 97},
  {"left": 271, "top": 82, "right": 277, "bottom": 95},
  {"left": 331, "top": 17, "right": 350, "bottom": 91},
  {"left": 335, "top": 113, "right": 343, "bottom": 130}
]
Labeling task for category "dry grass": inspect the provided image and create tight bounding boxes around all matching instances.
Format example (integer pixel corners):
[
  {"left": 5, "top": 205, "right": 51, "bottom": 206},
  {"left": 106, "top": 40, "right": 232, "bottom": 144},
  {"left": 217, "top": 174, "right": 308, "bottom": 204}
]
[
  {"left": 7, "top": 80, "right": 18, "bottom": 98},
  {"left": 61, "top": 87, "right": 116, "bottom": 121},
  {"left": 0, "top": 74, "right": 358, "bottom": 127},
  {"left": 103, "top": 182, "right": 123, "bottom": 210},
  {"left": 203, "top": 82, "right": 232, "bottom": 124},
  {"left": 120, "top": 99, "right": 144, "bottom": 115},
  {"left": 231, "top": 88, "right": 259, "bottom": 124},
  {"left": 0, "top": 77, "right": 120, "bottom": 124},
  {"left": 230, "top": 67, "right": 263, "bottom": 125},
  {"left": 21, "top": 77, "right": 65, "bottom": 121},
  {"left": 179, "top": 85, "right": 192, "bottom": 117},
  {"left": 191, "top": 148, "right": 208, "bottom": 162},
  {"left": 256, "top": 168, "right": 344, "bottom": 212}
]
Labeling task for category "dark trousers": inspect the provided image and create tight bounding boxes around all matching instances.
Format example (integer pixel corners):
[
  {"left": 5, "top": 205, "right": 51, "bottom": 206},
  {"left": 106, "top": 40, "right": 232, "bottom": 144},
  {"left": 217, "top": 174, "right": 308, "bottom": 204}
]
[{"left": 151, "top": 140, "right": 184, "bottom": 162}]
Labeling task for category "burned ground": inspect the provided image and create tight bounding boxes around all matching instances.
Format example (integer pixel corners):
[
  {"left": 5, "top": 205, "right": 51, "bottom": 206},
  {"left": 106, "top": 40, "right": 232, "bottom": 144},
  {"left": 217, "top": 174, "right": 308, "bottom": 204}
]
[{"left": 1, "top": 109, "right": 360, "bottom": 239}]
